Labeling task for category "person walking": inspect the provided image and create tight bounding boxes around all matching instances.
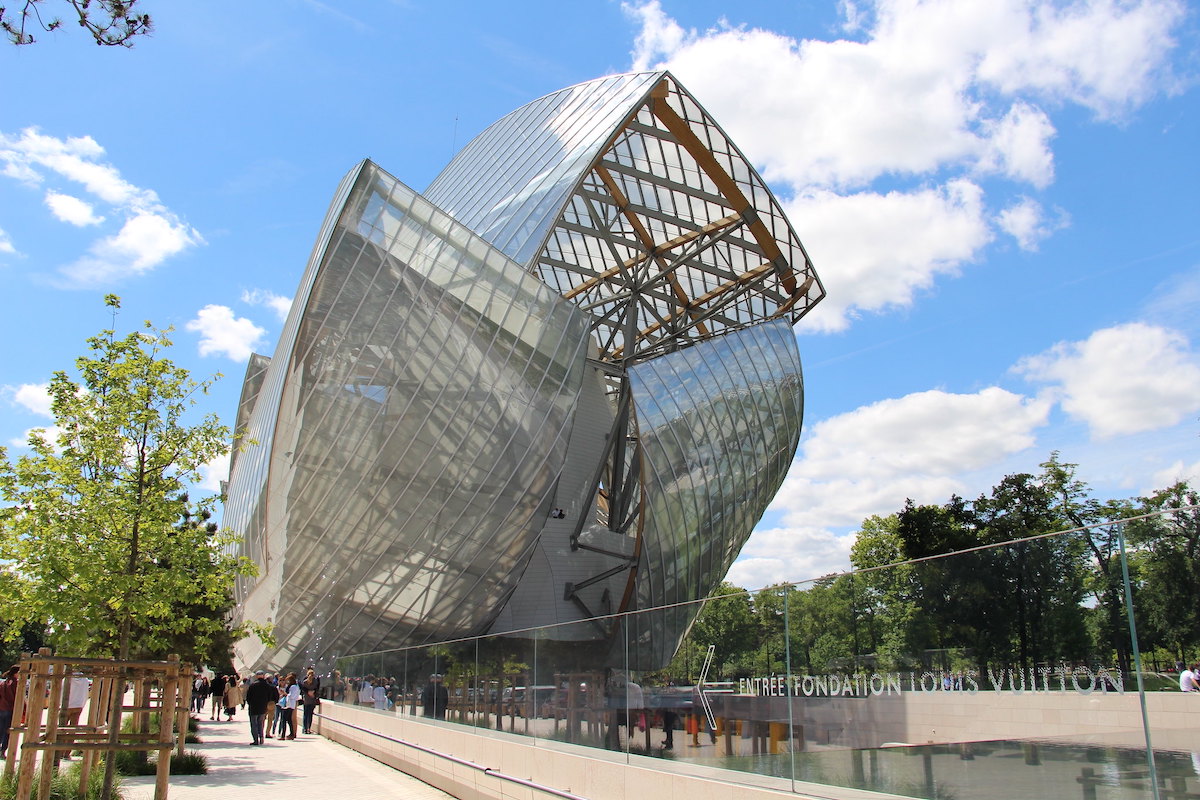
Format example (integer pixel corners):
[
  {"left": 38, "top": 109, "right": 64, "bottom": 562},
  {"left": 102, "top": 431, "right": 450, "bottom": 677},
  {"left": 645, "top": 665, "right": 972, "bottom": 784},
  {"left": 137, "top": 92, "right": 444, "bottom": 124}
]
[
  {"left": 245, "top": 671, "right": 276, "bottom": 745},
  {"left": 263, "top": 674, "right": 279, "bottom": 737},
  {"left": 209, "top": 673, "right": 227, "bottom": 720},
  {"left": 192, "top": 675, "right": 209, "bottom": 714},
  {"left": 271, "top": 676, "right": 288, "bottom": 738},
  {"left": 278, "top": 673, "right": 299, "bottom": 740},
  {"left": 223, "top": 674, "right": 242, "bottom": 721},
  {"left": 299, "top": 667, "right": 321, "bottom": 734},
  {"left": 421, "top": 674, "right": 448, "bottom": 719},
  {"left": 0, "top": 666, "right": 19, "bottom": 754}
]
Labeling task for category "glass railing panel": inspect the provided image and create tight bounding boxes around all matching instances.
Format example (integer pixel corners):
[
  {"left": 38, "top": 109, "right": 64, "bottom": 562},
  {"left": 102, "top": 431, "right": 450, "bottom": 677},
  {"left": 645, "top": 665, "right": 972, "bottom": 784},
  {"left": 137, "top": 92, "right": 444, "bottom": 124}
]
[
  {"left": 1122, "top": 500, "right": 1200, "bottom": 799},
  {"left": 520, "top": 619, "right": 612, "bottom": 751},
  {"left": 332, "top": 525, "right": 1189, "bottom": 799},
  {"left": 618, "top": 596, "right": 715, "bottom": 764}
]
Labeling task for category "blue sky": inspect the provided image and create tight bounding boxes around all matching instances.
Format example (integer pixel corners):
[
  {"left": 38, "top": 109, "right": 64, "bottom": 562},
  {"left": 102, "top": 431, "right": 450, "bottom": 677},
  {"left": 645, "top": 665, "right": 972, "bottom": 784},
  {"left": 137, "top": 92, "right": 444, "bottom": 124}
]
[{"left": 2, "top": 0, "right": 1198, "bottom": 588}]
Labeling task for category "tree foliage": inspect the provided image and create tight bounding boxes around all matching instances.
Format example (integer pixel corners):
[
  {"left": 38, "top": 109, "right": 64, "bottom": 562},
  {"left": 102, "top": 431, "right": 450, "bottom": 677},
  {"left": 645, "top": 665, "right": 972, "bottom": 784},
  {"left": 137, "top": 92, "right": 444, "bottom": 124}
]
[
  {"left": 2, "top": 0, "right": 151, "bottom": 46},
  {"left": 1127, "top": 482, "right": 1200, "bottom": 659},
  {"left": 0, "top": 296, "right": 256, "bottom": 661}
]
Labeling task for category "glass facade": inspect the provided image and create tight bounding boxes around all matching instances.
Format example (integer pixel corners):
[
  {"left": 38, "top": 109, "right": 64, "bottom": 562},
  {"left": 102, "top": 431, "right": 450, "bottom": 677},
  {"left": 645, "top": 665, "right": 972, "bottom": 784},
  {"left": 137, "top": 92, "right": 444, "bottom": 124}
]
[{"left": 228, "top": 71, "right": 823, "bottom": 673}]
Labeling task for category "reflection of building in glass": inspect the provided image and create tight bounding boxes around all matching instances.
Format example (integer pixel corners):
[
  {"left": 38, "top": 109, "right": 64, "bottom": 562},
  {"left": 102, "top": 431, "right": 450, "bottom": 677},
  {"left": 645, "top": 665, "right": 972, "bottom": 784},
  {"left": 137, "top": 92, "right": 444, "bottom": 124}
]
[{"left": 226, "top": 71, "right": 825, "bottom": 672}]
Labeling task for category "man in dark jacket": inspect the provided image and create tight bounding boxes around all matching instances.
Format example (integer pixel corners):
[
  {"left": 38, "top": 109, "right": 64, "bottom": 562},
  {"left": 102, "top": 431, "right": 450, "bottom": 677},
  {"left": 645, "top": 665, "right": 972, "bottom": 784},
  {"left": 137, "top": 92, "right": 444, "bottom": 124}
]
[
  {"left": 209, "top": 673, "right": 227, "bottom": 720},
  {"left": 245, "top": 671, "right": 277, "bottom": 745},
  {"left": 421, "top": 674, "right": 448, "bottom": 719}
]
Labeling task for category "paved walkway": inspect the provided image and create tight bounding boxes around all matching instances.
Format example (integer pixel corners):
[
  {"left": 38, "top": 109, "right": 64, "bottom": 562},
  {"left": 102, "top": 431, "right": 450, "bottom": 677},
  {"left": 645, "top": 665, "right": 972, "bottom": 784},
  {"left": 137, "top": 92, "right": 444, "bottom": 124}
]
[{"left": 122, "top": 713, "right": 454, "bottom": 800}]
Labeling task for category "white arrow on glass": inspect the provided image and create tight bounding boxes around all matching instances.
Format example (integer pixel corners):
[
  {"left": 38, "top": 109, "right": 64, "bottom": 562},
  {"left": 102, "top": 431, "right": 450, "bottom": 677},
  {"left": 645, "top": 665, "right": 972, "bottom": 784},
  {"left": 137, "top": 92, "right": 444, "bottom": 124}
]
[{"left": 697, "top": 644, "right": 717, "bottom": 729}]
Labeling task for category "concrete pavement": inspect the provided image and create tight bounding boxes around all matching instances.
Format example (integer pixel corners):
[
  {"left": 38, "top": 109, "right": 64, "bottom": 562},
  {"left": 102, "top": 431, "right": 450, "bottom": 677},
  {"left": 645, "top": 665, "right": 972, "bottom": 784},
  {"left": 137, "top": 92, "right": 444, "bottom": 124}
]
[{"left": 121, "top": 712, "right": 455, "bottom": 800}]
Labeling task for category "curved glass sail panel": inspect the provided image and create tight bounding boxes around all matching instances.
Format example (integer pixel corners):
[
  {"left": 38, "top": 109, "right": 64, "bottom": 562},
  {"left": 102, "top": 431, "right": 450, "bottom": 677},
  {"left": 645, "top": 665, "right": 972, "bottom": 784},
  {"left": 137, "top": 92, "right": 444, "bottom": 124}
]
[
  {"left": 230, "top": 161, "right": 593, "bottom": 670},
  {"left": 624, "top": 319, "right": 804, "bottom": 667},
  {"left": 425, "top": 72, "right": 664, "bottom": 268}
]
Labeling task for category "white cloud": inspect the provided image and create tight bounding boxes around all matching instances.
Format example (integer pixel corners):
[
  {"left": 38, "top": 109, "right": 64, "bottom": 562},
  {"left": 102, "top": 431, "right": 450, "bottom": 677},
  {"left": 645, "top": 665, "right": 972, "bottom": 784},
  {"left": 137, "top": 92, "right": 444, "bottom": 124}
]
[
  {"left": 622, "top": 0, "right": 1184, "bottom": 330},
  {"left": 0, "top": 127, "right": 203, "bottom": 284},
  {"left": 44, "top": 190, "right": 104, "bottom": 226},
  {"left": 186, "top": 305, "right": 266, "bottom": 362},
  {"left": 789, "top": 181, "right": 992, "bottom": 332},
  {"left": 60, "top": 213, "right": 202, "bottom": 285},
  {"left": 629, "top": 17, "right": 977, "bottom": 189},
  {"left": 735, "top": 387, "right": 1051, "bottom": 584},
  {"left": 0, "top": 227, "right": 15, "bottom": 255},
  {"left": 0, "top": 128, "right": 144, "bottom": 205},
  {"left": 241, "top": 288, "right": 293, "bottom": 321},
  {"left": 974, "top": 0, "right": 1186, "bottom": 119},
  {"left": 198, "top": 452, "right": 230, "bottom": 493},
  {"left": 8, "top": 383, "right": 52, "bottom": 417},
  {"left": 626, "top": 0, "right": 1180, "bottom": 190},
  {"left": 8, "top": 425, "right": 63, "bottom": 451},
  {"left": 996, "top": 196, "right": 1068, "bottom": 251},
  {"left": 979, "top": 101, "right": 1056, "bottom": 187},
  {"left": 1149, "top": 459, "right": 1200, "bottom": 491},
  {"left": 1015, "top": 322, "right": 1200, "bottom": 439},
  {"left": 627, "top": 0, "right": 686, "bottom": 71},
  {"left": 727, "top": 526, "right": 859, "bottom": 589}
]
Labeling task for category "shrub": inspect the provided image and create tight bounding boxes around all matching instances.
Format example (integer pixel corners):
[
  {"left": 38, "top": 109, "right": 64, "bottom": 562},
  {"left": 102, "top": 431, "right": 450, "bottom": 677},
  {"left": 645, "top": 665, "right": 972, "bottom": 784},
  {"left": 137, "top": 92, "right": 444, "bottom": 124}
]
[
  {"left": 113, "top": 748, "right": 206, "bottom": 776},
  {"left": 168, "top": 751, "right": 207, "bottom": 775}
]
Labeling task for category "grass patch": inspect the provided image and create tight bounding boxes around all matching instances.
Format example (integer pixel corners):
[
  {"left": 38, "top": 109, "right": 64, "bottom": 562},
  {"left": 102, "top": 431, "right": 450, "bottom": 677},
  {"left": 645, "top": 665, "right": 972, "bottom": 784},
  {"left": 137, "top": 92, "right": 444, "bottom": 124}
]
[{"left": 0, "top": 760, "right": 123, "bottom": 800}]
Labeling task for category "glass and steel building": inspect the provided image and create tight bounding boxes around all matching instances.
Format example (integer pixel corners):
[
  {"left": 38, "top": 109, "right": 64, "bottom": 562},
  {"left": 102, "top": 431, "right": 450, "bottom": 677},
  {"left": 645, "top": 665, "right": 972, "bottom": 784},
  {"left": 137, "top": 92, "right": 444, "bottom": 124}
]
[{"left": 226, "top": 71, "right": 825, "bottom": 672}]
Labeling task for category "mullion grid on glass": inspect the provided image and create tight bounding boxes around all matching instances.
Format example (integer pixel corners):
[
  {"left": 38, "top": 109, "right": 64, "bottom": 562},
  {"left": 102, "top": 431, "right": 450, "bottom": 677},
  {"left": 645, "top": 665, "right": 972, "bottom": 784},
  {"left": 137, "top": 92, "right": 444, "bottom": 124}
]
[
  {"left": 440, "top": 76, "right": 657, "bottom": 262},
  {"left": 312, "top": 236, "right": 588, "bottom": 657},
  {"left": 293, "top": 190, "right": 577, "bottom": 658}
]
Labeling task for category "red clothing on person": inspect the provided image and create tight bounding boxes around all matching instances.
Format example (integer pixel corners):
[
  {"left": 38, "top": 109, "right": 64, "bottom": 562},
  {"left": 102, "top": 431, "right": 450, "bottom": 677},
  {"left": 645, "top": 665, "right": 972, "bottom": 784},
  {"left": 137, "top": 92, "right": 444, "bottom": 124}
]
[{"left": 0, "top": 676, "right": 17, "bottom": 712}]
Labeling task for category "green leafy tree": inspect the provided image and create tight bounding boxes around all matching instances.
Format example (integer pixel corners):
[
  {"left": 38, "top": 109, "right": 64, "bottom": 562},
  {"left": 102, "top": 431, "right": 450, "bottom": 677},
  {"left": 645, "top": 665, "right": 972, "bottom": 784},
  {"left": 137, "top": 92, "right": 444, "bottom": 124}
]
[
  {"left": 973, "top": 473, "right": 1089, "bottom": 669},
  {"left": 747, "top": 584, "right": 790, "bottom": 675},
  {"left": 0, "top": 296, "right": 257, "bottom": 661},
  {"left": 795, "top": 575, "right": 863, "bottom": 672},
  {"left": 1040, "top": 453, "right": 1134, "bottom": 671},
  {"left": 2, "top": 0, "right": 151, "bottom": 45},
  {"left": 896, "top": 496, "right": 984, "bottom": 666},
  {"left": 1127, "top": 482, "right": 1200, "bottom": 661},
  {"left": 849, "top": 514, "right": 928, "bottom": 669}
]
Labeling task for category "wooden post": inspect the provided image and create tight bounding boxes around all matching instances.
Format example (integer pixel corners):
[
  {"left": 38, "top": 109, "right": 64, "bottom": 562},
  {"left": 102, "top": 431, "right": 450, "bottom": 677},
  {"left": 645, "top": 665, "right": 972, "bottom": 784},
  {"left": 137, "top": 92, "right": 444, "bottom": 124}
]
[
  {"left": 154, "top": 656, "right": 179, "bottom": 800},
  {"left": 176, "top": 665, "right": 192, "bottom": 758},
  {"left": 38, "top": 658, "right": 67, "bottom": 799},
  {"left": 16, "top": 648, "right": 50, "bottom": 800},
  {"left": 82, "top": 666, "right": 113, "bottom": 788},
  {"left": 77, "top": 670, "right": 105, "bottom": 797},
  {"left": 102, "top": 662, "right": 127, "bottom": 800},
  {"left": 175, "top": 666, "right": 191, "bottom": 758},
  {"left": 134, "top": 675, "right": 150, "bottom": 739}
]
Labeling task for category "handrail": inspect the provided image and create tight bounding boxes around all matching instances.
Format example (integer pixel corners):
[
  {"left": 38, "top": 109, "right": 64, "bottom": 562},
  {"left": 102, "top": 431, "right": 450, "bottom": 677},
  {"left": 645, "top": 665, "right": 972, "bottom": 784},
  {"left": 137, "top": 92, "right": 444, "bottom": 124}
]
[{"left": 316, "top": 712, "right": 590, "bottom": 800}]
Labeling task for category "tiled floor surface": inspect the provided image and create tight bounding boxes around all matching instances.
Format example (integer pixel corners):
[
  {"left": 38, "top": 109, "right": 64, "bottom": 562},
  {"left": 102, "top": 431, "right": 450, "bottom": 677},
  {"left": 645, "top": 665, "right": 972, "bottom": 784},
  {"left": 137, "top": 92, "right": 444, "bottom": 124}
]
[{"left": 122, "top": 713, "right": 454, "bottom": 800}]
